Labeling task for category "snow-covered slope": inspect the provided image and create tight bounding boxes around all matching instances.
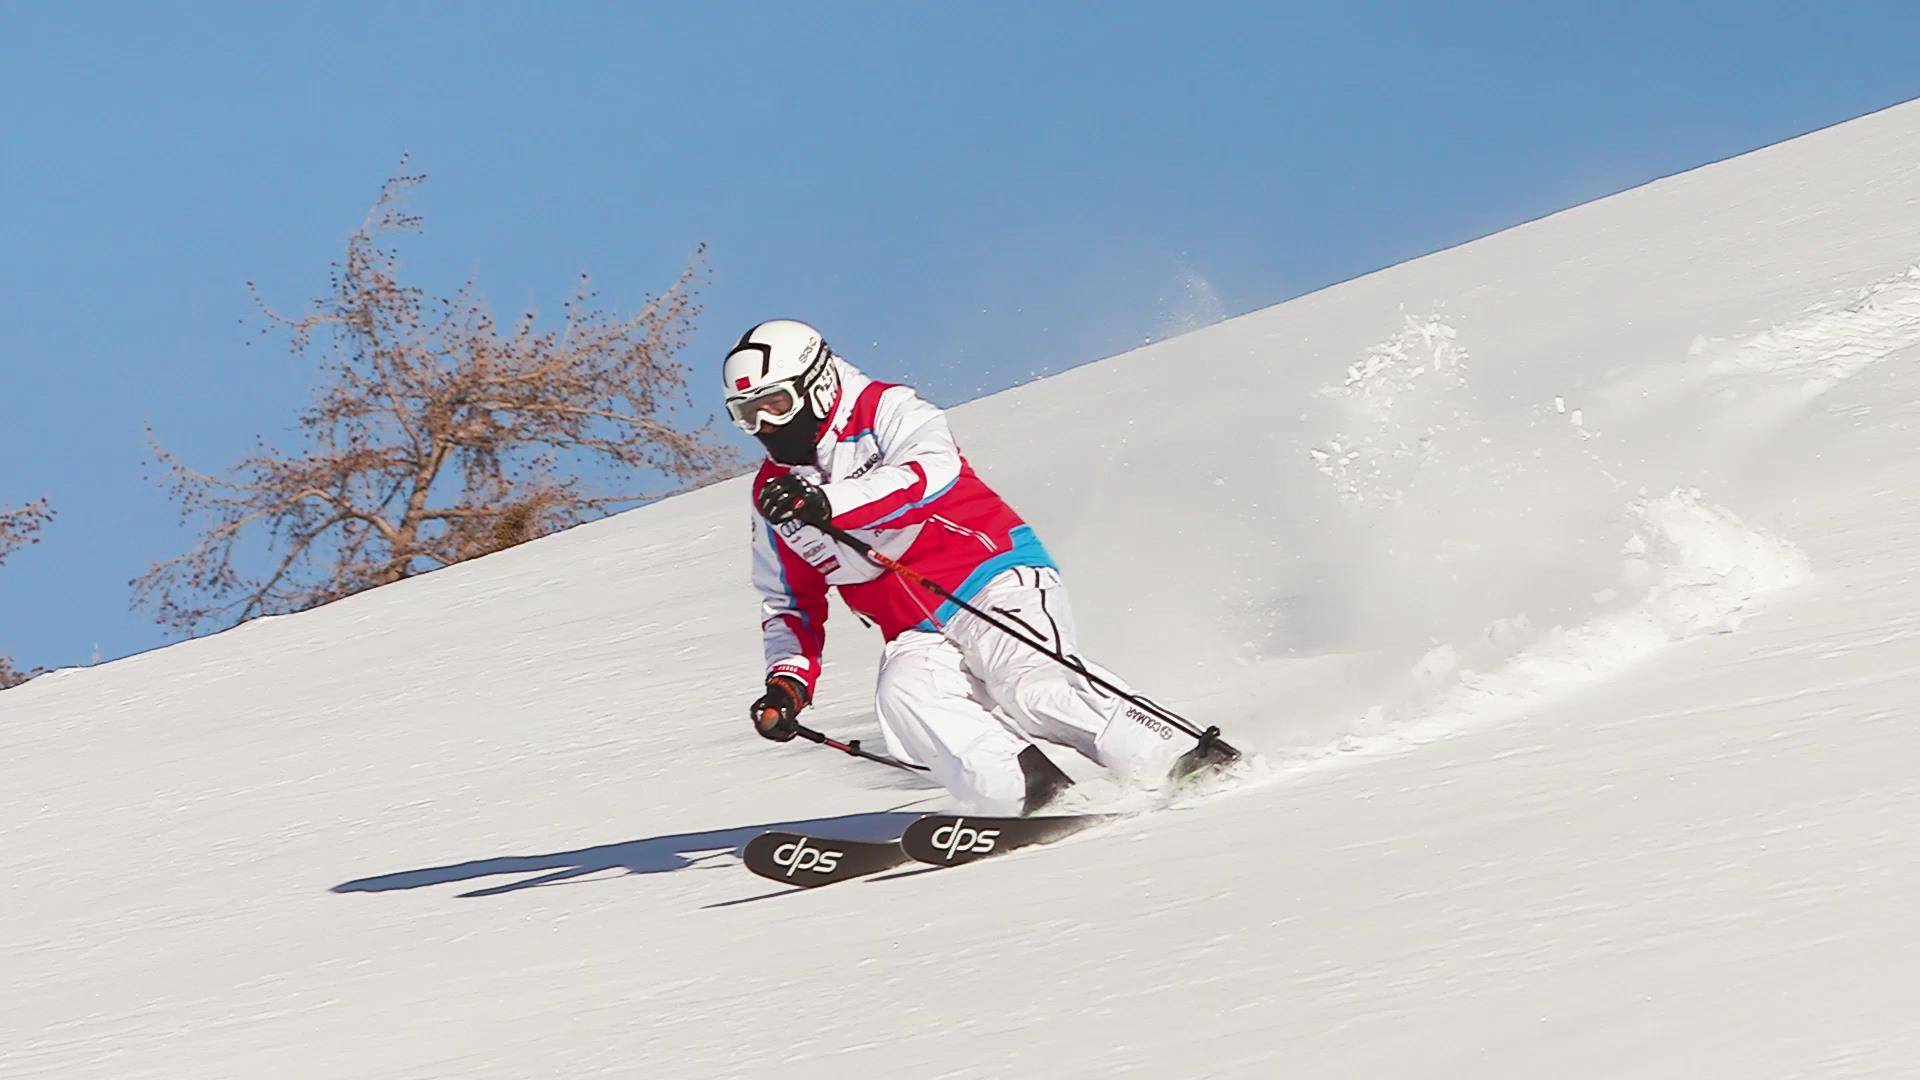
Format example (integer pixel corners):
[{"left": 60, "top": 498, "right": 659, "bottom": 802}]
[{"left": 9, "top": 101, "right": 1920, "bottom": 1078}]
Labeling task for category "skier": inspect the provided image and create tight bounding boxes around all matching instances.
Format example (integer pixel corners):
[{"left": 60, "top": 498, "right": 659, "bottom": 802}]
[{"left": 728, "top": 319, "right": 1229, "bottom": 816}]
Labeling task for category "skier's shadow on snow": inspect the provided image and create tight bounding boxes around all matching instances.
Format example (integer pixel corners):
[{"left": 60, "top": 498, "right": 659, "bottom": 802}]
[{"left": 330, "top": 808, "right": 928, "bottom": 899}]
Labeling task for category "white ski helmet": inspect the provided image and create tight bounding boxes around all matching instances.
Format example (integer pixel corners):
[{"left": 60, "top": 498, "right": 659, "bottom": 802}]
[{"left": 722, "top": 319, "right": 841, "bottom": 434}]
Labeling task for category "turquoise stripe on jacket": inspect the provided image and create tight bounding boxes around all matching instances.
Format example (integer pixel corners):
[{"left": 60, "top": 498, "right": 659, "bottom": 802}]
[{"left": 911, "top": 525, "right": 1058, "bottom": 632}]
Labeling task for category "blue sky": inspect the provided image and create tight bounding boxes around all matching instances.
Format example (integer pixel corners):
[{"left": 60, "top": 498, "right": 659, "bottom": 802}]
[{"left": 3, "top": 2, "right": 1915, "bottom": 671}]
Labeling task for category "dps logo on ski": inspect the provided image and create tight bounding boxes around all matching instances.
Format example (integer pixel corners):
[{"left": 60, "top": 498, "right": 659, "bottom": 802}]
[
  {"left": 771, "top": 836, "right": 843, "bottom": 877},
  {"left": 930, "top": 818, "right": 1000, "bottom": 861}
]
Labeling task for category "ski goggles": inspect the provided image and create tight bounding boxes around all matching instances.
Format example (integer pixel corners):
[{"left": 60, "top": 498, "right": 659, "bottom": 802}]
[{"left": 726, "top": 381, "right": 805, "bottom": 434}]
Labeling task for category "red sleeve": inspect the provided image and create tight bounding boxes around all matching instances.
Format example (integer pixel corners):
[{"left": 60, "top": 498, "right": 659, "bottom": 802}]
[{"left": 752, "top": 464, "right": 830, "bottom": 696}]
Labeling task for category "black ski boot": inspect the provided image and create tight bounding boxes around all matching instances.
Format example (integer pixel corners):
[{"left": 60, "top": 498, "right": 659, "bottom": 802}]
[
  {"left": 1018, "top": 744, "right": 1075, "bottom": 815},
  {"left": 1168, "top": 727, "right": 1240, "bottom": 787}
]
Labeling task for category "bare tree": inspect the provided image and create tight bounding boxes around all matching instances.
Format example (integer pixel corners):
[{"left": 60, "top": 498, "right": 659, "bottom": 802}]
[
  {"left": 1, "top": 499, "right": 55, "bottom": 688},
  {"left": 137, "top": 166, "right": 736, "bottom": 636}
]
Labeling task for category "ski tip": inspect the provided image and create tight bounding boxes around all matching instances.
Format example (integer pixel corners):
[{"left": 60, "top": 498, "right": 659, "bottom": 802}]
[{"left": 741, "top": 830, "right": 911, "bottom": 888}]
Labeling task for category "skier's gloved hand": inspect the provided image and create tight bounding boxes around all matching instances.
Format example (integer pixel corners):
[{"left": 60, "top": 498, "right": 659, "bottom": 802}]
[
  {"left": 750, "top": 675, "right": 809, "bottom": 742},
  {"left": 757, "top": 474, "right": 830, "bottom": 528}
]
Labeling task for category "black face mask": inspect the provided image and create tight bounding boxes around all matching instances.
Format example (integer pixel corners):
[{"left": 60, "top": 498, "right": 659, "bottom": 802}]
[{"left": 755, "top": 401, "right": 823, "bottom": 466}]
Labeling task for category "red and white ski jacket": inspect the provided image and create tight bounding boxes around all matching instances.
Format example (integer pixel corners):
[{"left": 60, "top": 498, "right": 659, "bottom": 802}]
[{"left": 751, "top": 358, "right": 1055, "bottom": 697}]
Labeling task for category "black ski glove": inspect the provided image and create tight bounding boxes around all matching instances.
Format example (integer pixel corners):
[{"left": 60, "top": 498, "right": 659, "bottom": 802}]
[
  {"left": 757, "top": 474, "right": 831, "bottom": 528},
  {"left": 750, "top": 675, "right": 810, "bottom": 742}
]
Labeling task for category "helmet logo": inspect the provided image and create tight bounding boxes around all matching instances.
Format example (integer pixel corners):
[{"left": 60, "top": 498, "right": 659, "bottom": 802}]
[
  {"left": 808, "top": 353, "right": 839, "bottom": 417},
  {"left": 733, "top": 375, "right": 751, "bottom": 391}
]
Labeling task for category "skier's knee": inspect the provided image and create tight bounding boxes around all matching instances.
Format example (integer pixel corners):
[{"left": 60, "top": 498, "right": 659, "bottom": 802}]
[{"left": 1005, "top": 666, "right": 1076, "bottom": 724}]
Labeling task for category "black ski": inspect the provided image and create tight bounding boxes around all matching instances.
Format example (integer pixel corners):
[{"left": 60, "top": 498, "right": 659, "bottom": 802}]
[
  {"left": 741, "top": 813, "right": 1117, "bottom": 889},
  {"left": 741, "top": 830, "right": 913, "bottom": 888},
  {"left": 899, "top": 813, "right": 1114, "bottom": 868}
]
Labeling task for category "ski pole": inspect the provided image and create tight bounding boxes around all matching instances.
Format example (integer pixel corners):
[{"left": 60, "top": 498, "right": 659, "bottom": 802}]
[
  {"left": 792, "top": 722, "right": 931, "bottom": 773},
  {"left": 820, "top": 523, "right": 1236, "bottom": 759}
]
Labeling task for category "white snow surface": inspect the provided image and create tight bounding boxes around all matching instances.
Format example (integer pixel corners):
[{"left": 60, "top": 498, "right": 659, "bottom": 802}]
[{"left": 9, "top": 102, "right": 1920, "bottom": 1078}]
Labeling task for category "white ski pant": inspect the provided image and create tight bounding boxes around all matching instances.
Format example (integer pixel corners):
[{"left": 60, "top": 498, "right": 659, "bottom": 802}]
[{"left": 873, "top": 566, "right": 1187, "bottom": 815}]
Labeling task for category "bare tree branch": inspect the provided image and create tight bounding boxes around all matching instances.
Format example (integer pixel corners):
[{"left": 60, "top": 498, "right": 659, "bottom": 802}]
[
  {"left": 0, "top": 499, "right": 54, "bottom": 569},
  {"left": 137, "top": 165, "right": 740, "bottom": 637},
  {"left": 1, "top": 498, "right": 55, "bottom": 688}
]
